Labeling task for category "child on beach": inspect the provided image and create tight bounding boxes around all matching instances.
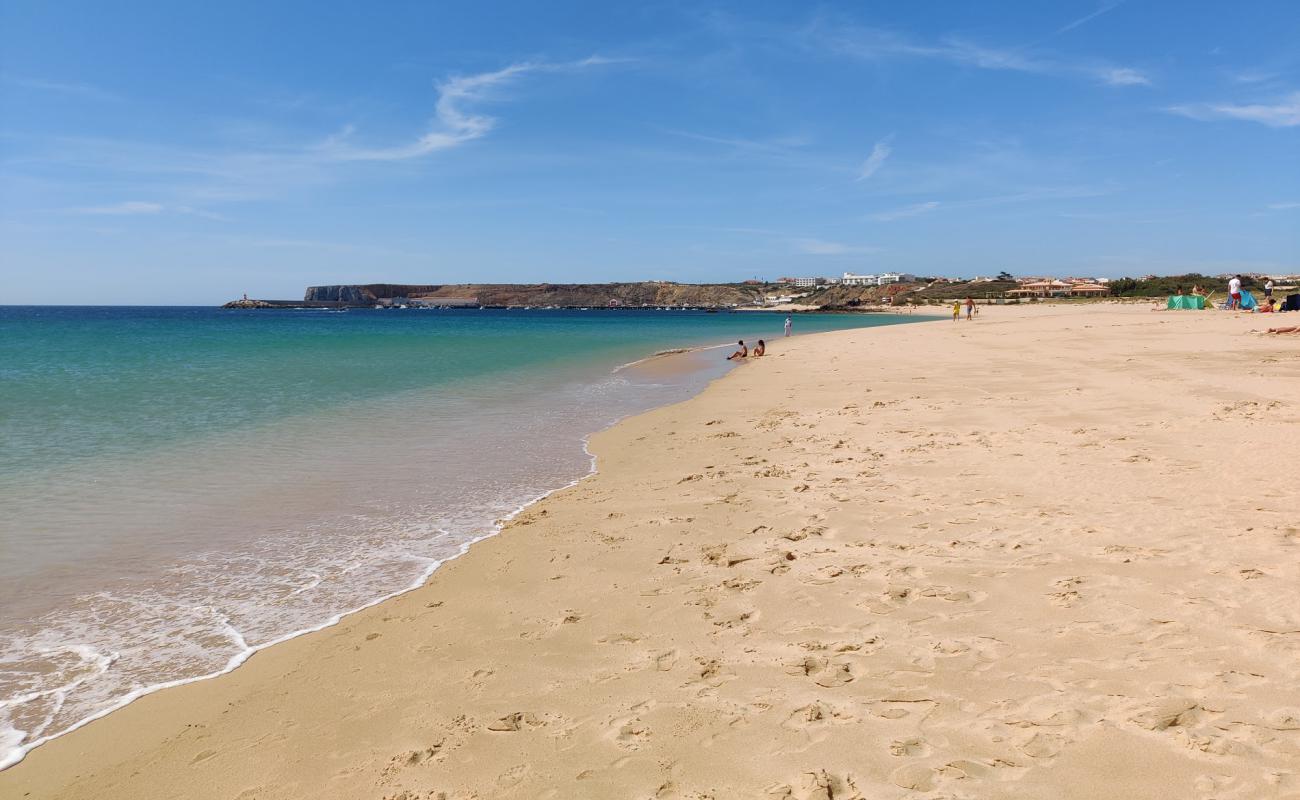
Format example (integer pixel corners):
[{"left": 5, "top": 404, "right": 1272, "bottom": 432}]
[
  {"left": 726, "top": 340, "right": 748, "bottom": 360},
  {"left": 952, "top": 302, "right": 961, "bottom": 321}
]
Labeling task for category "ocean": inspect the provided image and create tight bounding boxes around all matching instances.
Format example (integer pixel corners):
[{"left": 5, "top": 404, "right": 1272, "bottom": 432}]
[{"left": 0, "top": 305, "right": 924, "bottom": 767}]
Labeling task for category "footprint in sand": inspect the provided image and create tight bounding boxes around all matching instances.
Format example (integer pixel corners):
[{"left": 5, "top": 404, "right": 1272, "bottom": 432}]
[
  {"left": 487, "top": 712, "right": 544, "bottom": 732},
  {"left": 783, "top": 701, "right": 852, "bottom": 733},
  {"left": 613, "top": 718, "right": 650, "bottom": 749},
  {"left": 788, "top": 656, "right": 854, "bottom": 688},
  {"left": 889, "top": 763, "right": 937, "bottom": 792},
  {"left": 496, "top": 763, "right": 530, "bottom": 788},
  {"left": 651, "top": 649, "right": 678, "bottom": 671},
  {"left": 889, "top": 737, "right": 931, "bottom": 757},
  {"left": 381, "top": 741, "right": 447, "bottom": 780},
  {"left": 1129, "top": 699, "right": 1212, "bottom": 732},
  {"left": 1018, "top": 730, "right": 1068, "bottom": 759},
  {"left": 781, "top": 770, "right": 861, "bottom": 800}
]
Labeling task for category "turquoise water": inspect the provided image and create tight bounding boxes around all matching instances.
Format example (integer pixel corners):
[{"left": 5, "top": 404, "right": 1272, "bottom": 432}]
[
  {"left": 0, "top": 306, "right": 924, "bottom": 767},
  {"left": 2, "top": 307, "right": 911, "bottom": 475}
]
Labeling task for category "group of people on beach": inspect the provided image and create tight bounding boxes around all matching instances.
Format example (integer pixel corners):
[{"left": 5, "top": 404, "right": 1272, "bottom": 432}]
[
  {"left": 727, "top": 339, "right": 765, "bottom": 360},
  {"left": 1169, "top": 277, "right": 1296, "bottom": 333},
  {"left": 952, "top": 297, "right": 977, "bottom": 321},
  {"left": 726, "top": 316, "right": 792, "bottom": 361}
]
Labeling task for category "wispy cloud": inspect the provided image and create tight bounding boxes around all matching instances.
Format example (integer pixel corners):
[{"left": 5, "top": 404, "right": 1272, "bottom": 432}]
[
  {"left": 1166, "top": 92, "right": 1300, "bottom": 127},
  {"left": 813, "top": 23, "right": 1149, "bottom": 88},
  {"left": 789, "top": 237, "right": 880, "bottom": 255},
  {"left": 69, "top": 201, "right": 227, "bottom": 220},
  {"left": 1233, "top": 69, "right": 1280, "bottom": 85},
  {"left": 1097, "top": 67, "right": 1150, "bottom": 86},
  {"left": 663, "top": 129, "right": 811, "bottom": 153},
  {"left": 1056, "top": 3, "right": 1123, "bottom": 35},
  {"left": 855, "top": 138, "right": 892, "bottom": 181},
  {"left": 867, "top": 201, "right": 940, "bottom": 222},
  {"left": 318, "top": 57, "right": 615, "bottom": 161},
  {"left": 1267, "top": 201, "right": 1300, "bottom": 210},
  {"left": 73, "top": 201, "right": 164, "bottom": 215},
  {"left": 1, "top": 74, "right": 118, "bottom": 101},
  {"left": 867, "top": 185, "right": 1110, "bottom": 222}
]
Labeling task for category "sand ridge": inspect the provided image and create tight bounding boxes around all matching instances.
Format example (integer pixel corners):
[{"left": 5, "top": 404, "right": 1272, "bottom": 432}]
[{"left": 2, "top": 304, "right": 1298, "bottom": 799}]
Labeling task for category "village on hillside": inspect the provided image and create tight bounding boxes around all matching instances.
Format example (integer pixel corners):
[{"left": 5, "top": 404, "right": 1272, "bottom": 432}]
[{"left": 754, "top": 270, "right": 1300, "bottom": 308}]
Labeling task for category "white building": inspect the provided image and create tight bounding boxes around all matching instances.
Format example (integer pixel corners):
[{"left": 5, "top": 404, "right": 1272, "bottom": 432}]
[{"left": 843, "top": 271, "right": 915, "bottom": 287}]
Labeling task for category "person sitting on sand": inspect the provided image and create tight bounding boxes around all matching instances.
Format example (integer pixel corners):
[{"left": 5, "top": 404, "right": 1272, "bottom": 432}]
[
  {"left": 751, "top": 340, "right": 765, "bottom": 357},
  {"left": 726, "top": 340, "right": 748, "bottom": 360},
  {"left": 1259, "top": 297, "right": 1275, "bottom": 313}
]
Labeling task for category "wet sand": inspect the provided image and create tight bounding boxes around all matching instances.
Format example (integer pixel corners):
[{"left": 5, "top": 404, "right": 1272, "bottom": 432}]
[{"left": 3, "top": 303, "right": 1298, "bottom": 799}]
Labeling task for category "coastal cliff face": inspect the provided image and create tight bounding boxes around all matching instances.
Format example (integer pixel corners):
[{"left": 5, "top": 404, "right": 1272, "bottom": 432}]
[
  {"left": 303, "top": 283, "right": 765, "bottom": 307},
  {"left": 304, "top": 285, "right": 443, "bottom": 303}
]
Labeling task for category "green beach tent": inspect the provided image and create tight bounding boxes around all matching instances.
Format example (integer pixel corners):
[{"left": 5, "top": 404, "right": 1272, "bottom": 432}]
[{"left": 1166, "top": 295, "right": 1205, "bottom": 310}]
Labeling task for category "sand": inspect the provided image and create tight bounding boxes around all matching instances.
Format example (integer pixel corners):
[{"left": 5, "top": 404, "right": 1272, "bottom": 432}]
[{"left": 4, "top": 304, "right": 1298, "bottom": 799}]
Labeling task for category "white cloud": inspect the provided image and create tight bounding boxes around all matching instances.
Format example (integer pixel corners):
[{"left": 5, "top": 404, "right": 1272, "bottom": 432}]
[
  {"left": 1056, "top": 3, "right": 1123, "bottom": 35},
  {"left": 1, "top": 74, "right": 117, "bottom": 100},
  {"left": 790, "top": 238, "right": 880, "bottom": 255},
  {"left": 1166, "top": 92, "right": 1300, "bottom": 127},
  {"left": 1267, "top": 201, "right": 1300, "bottom": 210},
  {"left": 868, "top": 201, "right": 940, "bottom": 222},
  {"left": 867, "top": 185, "right": 1109, "bottom": 222},
  {"left": 1233, "top": 69, "right": 1279, "bottom": 85},
  {"left": 856, "top": 139, "right": 892, "bottom": 181},
  {"left": 70, "top": 201, "right": 227, "bottom": 220},
  {"left": 74, "top": 201, "right": 164, "bottom": 215},
  {"left": 1097, "top": 67, "right": 1151, "bottom": 86},
  {"left": 320, "top": 57, "right": 613, "bottom": 162},
  {"left": 816, "top": 24, "right": 1148, "bottom": 88}
]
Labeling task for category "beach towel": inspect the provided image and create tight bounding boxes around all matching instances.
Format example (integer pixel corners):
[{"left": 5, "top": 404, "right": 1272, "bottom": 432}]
[{"left": 1166, "top": 295, "right": 1205, "bottom": 310}]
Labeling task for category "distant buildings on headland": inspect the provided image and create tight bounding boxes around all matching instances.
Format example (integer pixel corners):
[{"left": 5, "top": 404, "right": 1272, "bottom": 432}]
[{"left": 775, "top": 272, "right": 916, "bottom": 287}]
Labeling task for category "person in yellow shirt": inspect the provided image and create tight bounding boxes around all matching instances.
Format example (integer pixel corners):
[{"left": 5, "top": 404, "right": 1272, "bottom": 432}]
[{"left": 952, "top": 301, "right": 961, "bottom": 321}]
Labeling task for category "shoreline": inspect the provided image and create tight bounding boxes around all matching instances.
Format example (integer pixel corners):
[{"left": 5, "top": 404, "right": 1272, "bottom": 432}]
[
  {"left": 3, "top": 304, "right": 1296, "bottom": 798},
  {"left": 0, "top": 331, "right": 802, "bottom": 771},
  {"left": 0, "top": 341, "right": 727, "bottom": 771}
]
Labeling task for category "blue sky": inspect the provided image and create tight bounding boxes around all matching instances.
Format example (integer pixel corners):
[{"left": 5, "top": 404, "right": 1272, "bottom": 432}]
[{"left": 1, "top": 1, "right": 1297, "bottom": 303}]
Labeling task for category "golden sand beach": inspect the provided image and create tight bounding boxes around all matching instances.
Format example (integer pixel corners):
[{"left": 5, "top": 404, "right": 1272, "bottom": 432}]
[{"left": 3, "top": 304, "right": 1298, "bottom": 799}]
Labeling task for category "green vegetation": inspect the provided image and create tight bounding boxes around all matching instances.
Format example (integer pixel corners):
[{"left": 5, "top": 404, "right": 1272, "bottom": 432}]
[{"left": 1105, "top": 273, "right": 1256, "bottom": 297}]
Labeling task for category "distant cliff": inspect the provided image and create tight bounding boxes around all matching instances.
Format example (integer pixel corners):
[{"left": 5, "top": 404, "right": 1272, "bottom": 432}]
[
  {"left": 302, "top": 282, "right": 766, "bottom": 307},
  {"left": 305, "top": 284, "right": 443, "bottom": 303}
]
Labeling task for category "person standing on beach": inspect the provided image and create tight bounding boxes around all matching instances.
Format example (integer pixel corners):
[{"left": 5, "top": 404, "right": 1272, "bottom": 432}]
[
  {"left": 1228, "top": 275, "right": 1242, "bottom": 310},
  {"left": 784, "top": 316, "right": 792, "bottom": 337},
  {"left": 952, "top": 301, "right": 961, "bottom": 322},
  {"left": 1264, "top": 278, "right": 1274, "bottom": 299},
  {"left": 964, "top": 297, "right": 975, "bottom": 320}
]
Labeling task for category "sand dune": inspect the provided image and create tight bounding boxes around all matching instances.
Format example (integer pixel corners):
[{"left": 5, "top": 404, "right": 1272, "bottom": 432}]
[{"left": 3, "top": 304, "right": 1298, "bottom": 799}]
